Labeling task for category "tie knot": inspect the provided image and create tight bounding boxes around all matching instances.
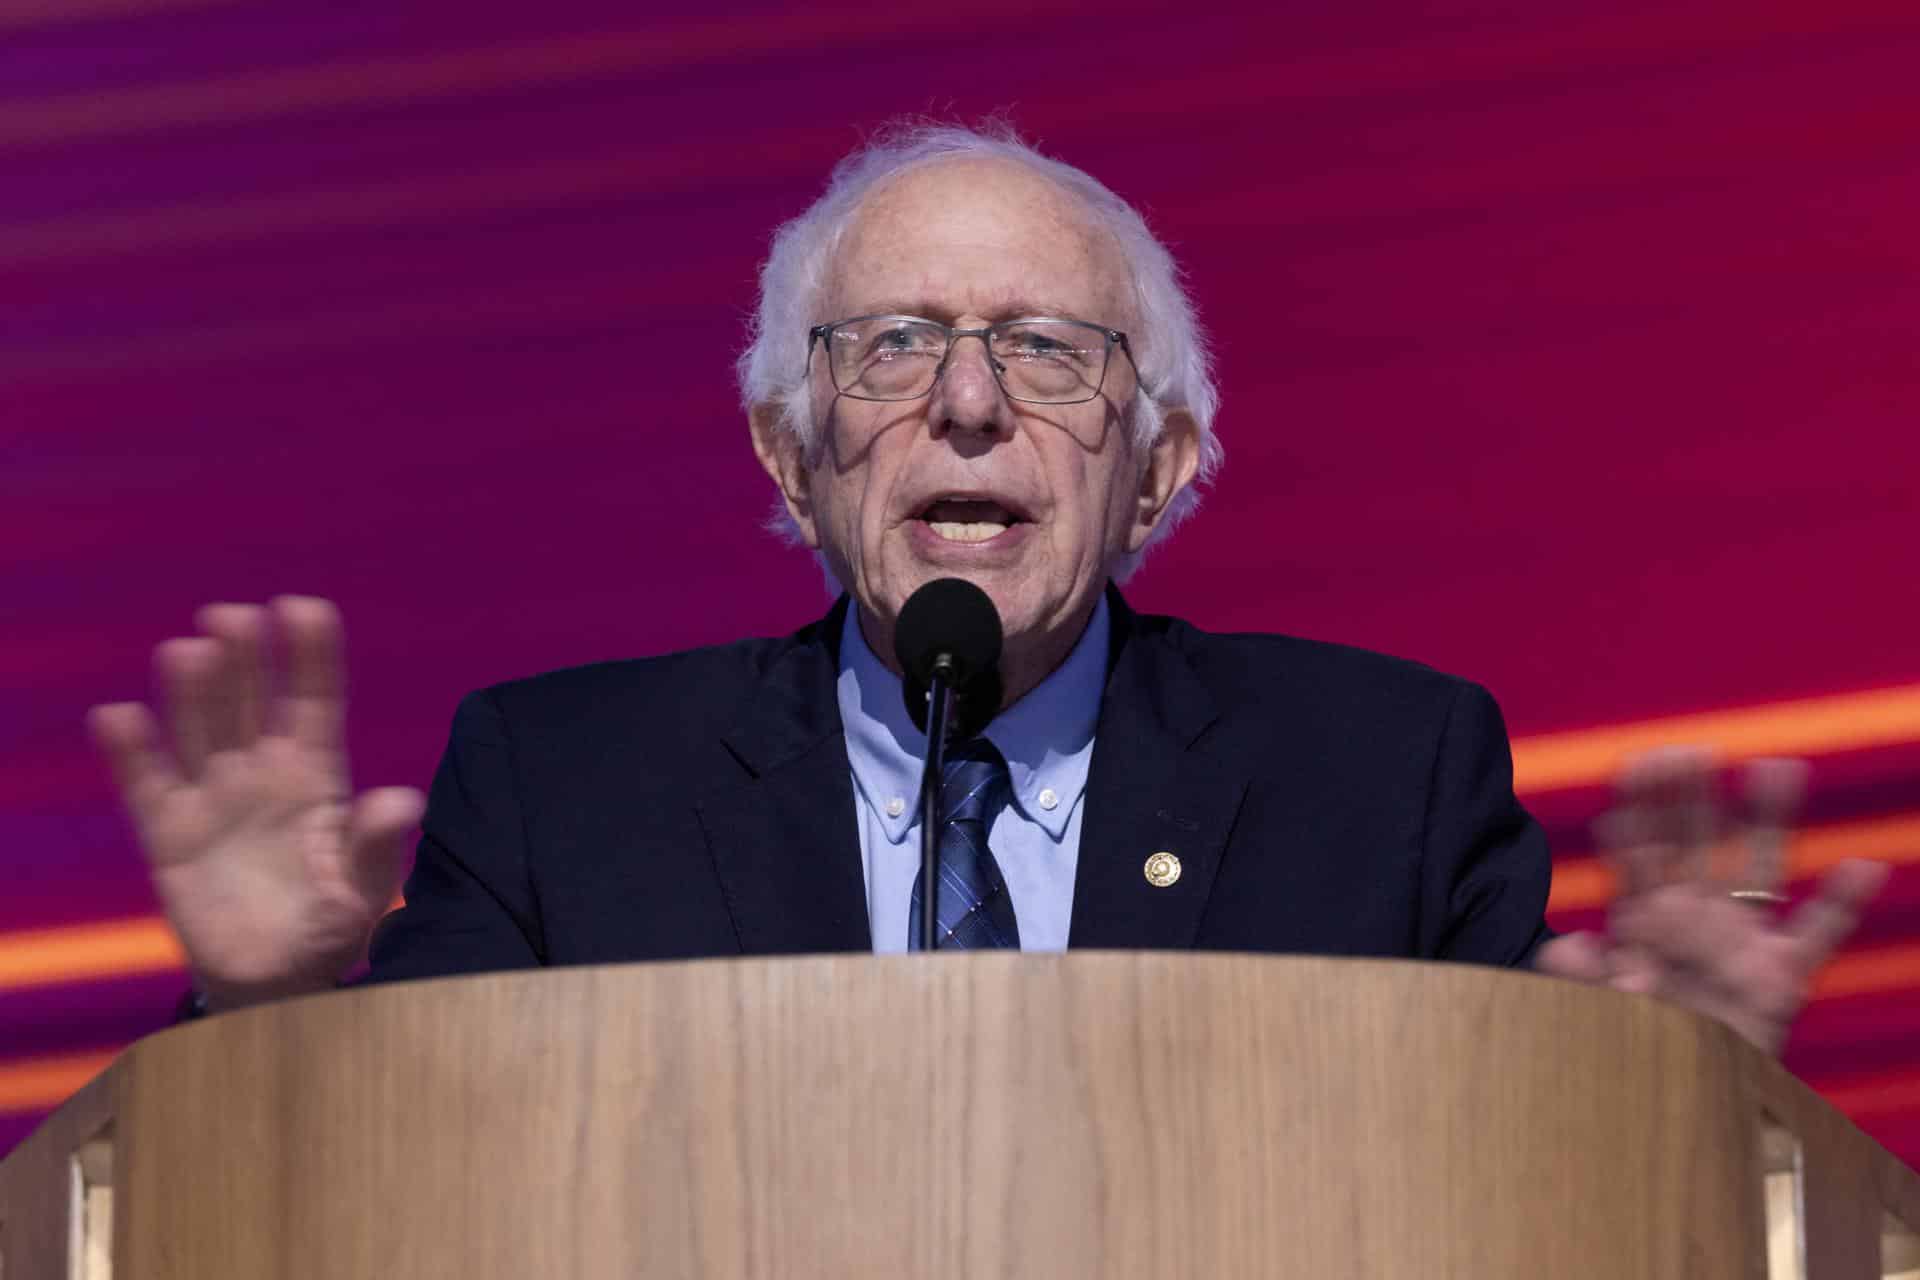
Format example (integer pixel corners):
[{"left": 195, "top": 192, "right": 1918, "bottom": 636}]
[{"left": 939, "top": 738, "right": 1010, "bottom": 825}]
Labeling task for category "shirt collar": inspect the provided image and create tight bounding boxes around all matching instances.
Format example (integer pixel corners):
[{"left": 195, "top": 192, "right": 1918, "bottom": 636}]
[{"left": 836, "top": 593, "right": 1109, "bottom": 844}]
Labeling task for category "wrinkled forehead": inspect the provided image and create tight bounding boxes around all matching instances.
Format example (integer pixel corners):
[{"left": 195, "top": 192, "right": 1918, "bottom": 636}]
[{"left": 824, "top": 158, "right": 1136, "bottom": 332}]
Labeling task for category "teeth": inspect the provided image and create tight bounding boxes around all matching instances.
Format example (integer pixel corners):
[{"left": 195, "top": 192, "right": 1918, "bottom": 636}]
[{"left": 927, "top": 520, "right": 1008, "bottom": 544}]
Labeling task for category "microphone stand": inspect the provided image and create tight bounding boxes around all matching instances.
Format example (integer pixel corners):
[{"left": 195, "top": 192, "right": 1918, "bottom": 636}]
[{"left": 918, "top": 654, "right": 958, "bottom": 953}]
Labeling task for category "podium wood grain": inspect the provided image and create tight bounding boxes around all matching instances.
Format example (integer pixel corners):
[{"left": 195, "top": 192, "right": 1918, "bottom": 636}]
[{"left": 5, "top": 953, "right": 1918, "bottom": 1277}]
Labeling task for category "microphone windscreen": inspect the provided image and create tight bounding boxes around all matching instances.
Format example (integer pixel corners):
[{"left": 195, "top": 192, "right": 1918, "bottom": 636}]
[{"left": 893, "top": 577, "right": 1003, "bottom": 688}]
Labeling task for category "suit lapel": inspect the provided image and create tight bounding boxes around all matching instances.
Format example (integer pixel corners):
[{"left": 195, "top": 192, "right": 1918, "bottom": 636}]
[
  {"left": 695, "top": 600, "right": 873, "bottom": 955},
  {"left": 693, "top": 591, "right": 1248, "bottom": 955},
  {"left": 1069, "top": 592, "right": 1250, "bottom": 949}
]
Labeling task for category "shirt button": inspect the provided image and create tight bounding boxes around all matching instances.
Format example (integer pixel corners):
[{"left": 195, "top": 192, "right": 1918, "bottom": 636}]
[
  {"left": 1038, "top": 788, "right": 1059, "bottom": 811},
  {"left": 886, "top": 796, "right": 906, "bottom": 818}
]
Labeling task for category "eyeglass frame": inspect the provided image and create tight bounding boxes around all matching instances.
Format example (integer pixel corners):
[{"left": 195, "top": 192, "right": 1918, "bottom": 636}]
[{"left": 805, "top": 313, "right": 1141, "bottom": 406}]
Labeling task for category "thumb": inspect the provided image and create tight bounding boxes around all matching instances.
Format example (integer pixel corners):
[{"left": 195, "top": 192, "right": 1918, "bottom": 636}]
[
  {"left": 1534, "top": 931, "right": 1615, "bottom": 983},
  {"left": 346, "top": 786, "right": 426, "bottom": 907},
  {"left": 1787, "top": 858, "right": 1890, "bottom": 965}
]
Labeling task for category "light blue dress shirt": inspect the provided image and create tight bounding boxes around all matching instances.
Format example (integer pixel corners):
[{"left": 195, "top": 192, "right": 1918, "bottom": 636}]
[{"left": 835, "top": 596, "right": 1109, "bottom": 953}]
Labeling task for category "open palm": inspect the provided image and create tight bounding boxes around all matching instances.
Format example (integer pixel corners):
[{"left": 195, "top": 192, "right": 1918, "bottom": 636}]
[
  {"left": 1536, "top": 748, "right": 1886, "bottom": 1055},
  {"left": 88, "top": 598, "right": 423, "bottom": 1010}
]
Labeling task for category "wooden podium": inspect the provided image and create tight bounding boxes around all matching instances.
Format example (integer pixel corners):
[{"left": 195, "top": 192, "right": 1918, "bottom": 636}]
[{"left": 4, "top": 953, "right": 1918, "bottom": 1278}]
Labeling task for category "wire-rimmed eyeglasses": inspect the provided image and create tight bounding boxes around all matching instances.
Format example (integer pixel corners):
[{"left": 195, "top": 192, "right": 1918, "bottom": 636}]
[{"left": 807, "top": 314, "right": 1137, "bottom": 406}]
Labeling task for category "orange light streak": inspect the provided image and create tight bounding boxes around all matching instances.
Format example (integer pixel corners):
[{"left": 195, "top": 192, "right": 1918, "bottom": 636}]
[
  {"left": 1546, "top": 813, "right": 1920, "bottom": 914},
  {"left": 0, "top": 1049, "right": 116, "bottom": 1114},
  {"left": 0, "top": 916, "right": 185, "bottom": 995},
  {"left": 1812, "top": 940, "right": 1920, "bottom": 1002},
  {"left": 1512, "top": 682, "right": 1920, "bottom": 795}
]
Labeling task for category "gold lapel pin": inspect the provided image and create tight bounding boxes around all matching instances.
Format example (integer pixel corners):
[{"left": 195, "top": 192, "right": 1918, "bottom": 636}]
[{"left": 1144, "top": 851, "right": 1182, "bottom": 888}]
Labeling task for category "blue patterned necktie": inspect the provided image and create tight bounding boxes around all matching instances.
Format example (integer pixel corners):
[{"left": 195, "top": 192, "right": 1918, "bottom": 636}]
[{"left": 907, "top": 738, "right": 1021, "bottom": 950}]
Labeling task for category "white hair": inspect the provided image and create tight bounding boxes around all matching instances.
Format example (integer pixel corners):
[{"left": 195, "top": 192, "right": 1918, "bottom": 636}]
[{"left": 735, "top": 119, "right": 1222, "bottom": 580}]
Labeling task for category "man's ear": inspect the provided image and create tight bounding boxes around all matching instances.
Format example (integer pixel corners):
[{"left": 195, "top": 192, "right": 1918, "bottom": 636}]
[
  {"left": 1125, "top": 406, "right": 1201, "bottom": 553},
  {"left": 749, "top": 402, "right": 820, "bottom": 549}
]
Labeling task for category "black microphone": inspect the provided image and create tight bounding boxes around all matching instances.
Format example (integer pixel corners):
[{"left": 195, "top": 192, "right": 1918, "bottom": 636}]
[
  {"left": 892, "top": 578, "right": 1003, "bottom": 951},
  {"left": 895, "top": 577, "right": 1003, "bottom": 732}
]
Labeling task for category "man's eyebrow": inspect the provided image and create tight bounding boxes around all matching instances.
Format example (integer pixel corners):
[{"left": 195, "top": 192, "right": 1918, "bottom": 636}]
[{"left": 854, "top": 300, "right": 1090, "bottom": 323}]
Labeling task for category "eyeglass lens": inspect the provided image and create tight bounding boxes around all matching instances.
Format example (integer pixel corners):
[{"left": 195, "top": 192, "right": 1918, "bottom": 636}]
[{"left": 824, "top": 318, "right": 1110, "bottom": 404}]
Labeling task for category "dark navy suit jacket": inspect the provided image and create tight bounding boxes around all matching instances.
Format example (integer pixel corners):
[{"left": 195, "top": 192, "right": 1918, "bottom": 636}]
[{"left": 368, "top": 590, "right": 1554, "bottom": 982}]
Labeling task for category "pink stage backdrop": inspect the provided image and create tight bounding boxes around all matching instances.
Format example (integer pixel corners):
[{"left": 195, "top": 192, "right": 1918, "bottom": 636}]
[{"left": 5, "top": 2, "right": 1919, "bottom": 1158}]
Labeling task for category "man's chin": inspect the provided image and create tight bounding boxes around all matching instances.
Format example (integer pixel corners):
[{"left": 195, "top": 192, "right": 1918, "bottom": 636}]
[{"left": 876, "top": 534, "right": 1029, "bottom": 610}]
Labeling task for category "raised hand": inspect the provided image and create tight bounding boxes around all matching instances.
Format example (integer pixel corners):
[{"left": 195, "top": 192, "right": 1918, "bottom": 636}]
[
  {"left": 1536, "top": 746, "right": 1887, "bottom": 1054},
  {"left": 87, "top": 597, "right": 424, "bottom": 1011}
]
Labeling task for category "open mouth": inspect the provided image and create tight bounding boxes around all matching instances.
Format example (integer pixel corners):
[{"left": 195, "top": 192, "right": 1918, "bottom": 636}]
[{"left": 916, "top": 497, "right": 1030, "bottom": 544}]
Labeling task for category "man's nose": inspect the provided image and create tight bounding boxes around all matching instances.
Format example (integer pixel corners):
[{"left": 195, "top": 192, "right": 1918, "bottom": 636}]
[{"left": 927, "top": 333, "right": 1012, "bottom": 443}]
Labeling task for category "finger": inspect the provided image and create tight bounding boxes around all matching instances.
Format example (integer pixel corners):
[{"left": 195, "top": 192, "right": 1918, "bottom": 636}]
[
  {"left": 1650, "top": 745, "right": 1719, "bottom": 884},
  {"left": 1741, "top": 757, "right": 1809, "bottom": 895},
  {"left": 1533, "top": 931, "right": 1614, "bottom": 983},
  {"left": 1606, "top": 748, "right": 1715, "bottom": 896},
  {"left": 1600, "top": 755, "right": 1661, "bottom": 897},
  {"left": 86, "top": 702, "right": 185, "bottom": 820},
  {"left": 1607, "top": 943, "right": 1666, "bottom": 996},
  {"left": 1785, "top": 859, "right": 1890, "bottom": 966},
  {"left": 345, "top": 786, "right": 425, "bottom": 908},
  {"left": 156, "top": 636, "right": 226, "bottom": 777},
  {"left": 272, "top": 596, "right": 346, "bottom": 751},
  {"left": 196, "top": 602, "right": 269, "bottom": 746}
]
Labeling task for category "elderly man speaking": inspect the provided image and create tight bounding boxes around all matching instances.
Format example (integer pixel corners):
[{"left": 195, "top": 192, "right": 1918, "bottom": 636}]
[{"left": 87, "top": 123, "right": 1883, "bottom": 1052}]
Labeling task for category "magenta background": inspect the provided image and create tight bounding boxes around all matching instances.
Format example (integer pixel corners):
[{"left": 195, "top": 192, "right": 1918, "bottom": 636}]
[{"left": 5, "top": 1, "right": 1919, "bottom": 1156}]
